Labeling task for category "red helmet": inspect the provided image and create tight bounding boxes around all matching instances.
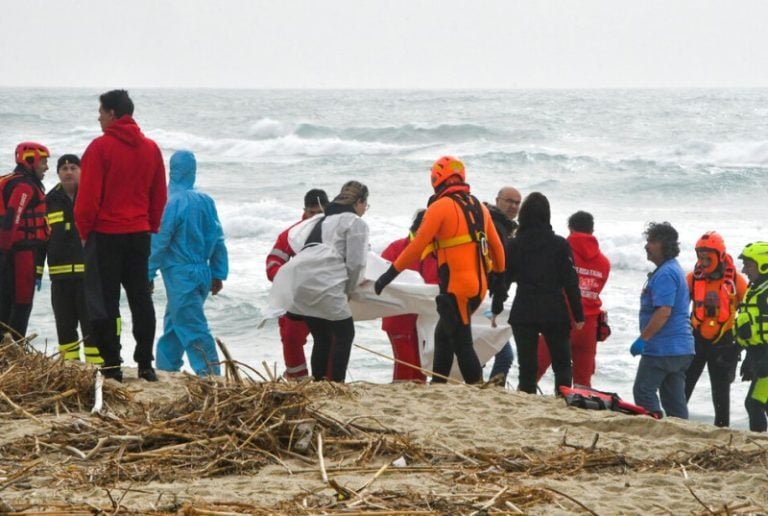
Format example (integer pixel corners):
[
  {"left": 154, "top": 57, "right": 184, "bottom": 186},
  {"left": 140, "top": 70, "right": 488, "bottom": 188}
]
[
  {"left": 430, "top": 156, "right": 465, "bottom": 189},
  {"left": 695, "top": 231, "right": 726, "bottom": 273},
  {"left": 15, "top": 142, "right": 50, "bottom": 172}
]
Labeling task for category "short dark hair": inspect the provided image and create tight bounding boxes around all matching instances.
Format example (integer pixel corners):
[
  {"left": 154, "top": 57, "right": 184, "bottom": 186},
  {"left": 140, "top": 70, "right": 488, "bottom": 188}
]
[
  {"left": 304, "top": 188, "right": 329, "bottom": 209},
  {"left": 99, "top": 89, "right": 134, "bottom": 118},
  {"left": 568, "top": 211, "right": 594, "bottom": 234},
  {"left": 644, "top": 221, "right": 680, "bottom": 259}
]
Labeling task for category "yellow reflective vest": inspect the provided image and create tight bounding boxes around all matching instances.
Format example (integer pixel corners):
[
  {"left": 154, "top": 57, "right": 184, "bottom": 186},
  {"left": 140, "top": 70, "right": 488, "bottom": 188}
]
[{"left": 735, "top": 279, "right": 768, "bottom": 348}]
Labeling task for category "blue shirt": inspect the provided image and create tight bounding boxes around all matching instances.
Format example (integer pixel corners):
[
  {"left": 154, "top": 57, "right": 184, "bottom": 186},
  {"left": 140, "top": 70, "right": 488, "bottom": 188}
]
[{"left": 639, "top": 258, "right": 694, "bottom": 356}]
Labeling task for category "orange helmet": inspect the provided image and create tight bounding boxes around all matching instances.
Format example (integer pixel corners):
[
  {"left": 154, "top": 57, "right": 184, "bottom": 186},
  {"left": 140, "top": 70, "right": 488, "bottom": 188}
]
[
  {"left": 695, "top": 231, "right": 726, "bottom": 273},
  {"left": 430, "top": 156, "right": 465, "bottom": 189},
  {"left": 15, "top": 141, "right": 50, "bottom": 172}
]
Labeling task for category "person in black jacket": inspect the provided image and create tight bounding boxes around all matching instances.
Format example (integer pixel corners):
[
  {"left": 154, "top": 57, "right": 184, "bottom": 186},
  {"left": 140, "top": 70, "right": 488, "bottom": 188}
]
[
  {"left": 43, "top": 154, "right": 103, "bottom": 365},
  {"left": 484, "top": 194, "right": 519, "bottom": 385},
  {"left": 493, "top": 192, "right": 584, "bottom": 394}
]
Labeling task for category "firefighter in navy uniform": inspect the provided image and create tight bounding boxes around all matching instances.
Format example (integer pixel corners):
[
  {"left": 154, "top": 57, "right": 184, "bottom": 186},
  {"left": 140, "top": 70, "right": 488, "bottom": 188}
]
[
  {"left": 43, "top": 154, "right": 103, "bottom": 364},
  {"left": 0, "top": 142, "right": 51, "bottom": 337}
]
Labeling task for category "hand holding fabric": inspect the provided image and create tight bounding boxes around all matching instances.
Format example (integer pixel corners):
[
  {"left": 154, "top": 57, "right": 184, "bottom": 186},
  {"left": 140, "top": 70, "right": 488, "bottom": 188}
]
[
  {"left": 374, "top": 265, "right": 399, "bottom": 295},
  {"left": 630, "top": 337, "right": 647, "bottom": 357}
]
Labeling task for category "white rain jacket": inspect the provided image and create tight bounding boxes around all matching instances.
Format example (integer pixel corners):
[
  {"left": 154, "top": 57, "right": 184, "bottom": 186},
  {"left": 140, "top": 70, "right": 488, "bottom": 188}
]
[{"left": 270, "top": 211, "right": 369, "bottom": 321}]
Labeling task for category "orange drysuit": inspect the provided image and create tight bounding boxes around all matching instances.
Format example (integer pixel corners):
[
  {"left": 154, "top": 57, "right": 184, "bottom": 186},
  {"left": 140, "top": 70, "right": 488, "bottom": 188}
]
[{"left": 393, "top": 192, "right": 505, "bottom": 324}]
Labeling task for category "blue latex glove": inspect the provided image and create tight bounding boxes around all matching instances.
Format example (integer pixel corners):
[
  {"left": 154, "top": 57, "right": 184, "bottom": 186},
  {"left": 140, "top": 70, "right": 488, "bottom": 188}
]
[
  {"left": 35, "top": 278, "right": 42, "bottom": 291},
  {"left": 630, "top": 337, "right": 647, "bottom": 357}
]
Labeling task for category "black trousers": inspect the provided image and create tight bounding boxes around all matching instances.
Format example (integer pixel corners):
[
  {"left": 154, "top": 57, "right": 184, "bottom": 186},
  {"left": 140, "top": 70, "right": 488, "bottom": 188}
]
[
  {"left": 304, "top": 316, "right": 354, "bottom": 382},
  {"left": 51, "top": 278, "right": 103, "bottom": 363},
  {"left": 83, "top": 232, "right": 156, "bottom": 369},
  {"left": 684, "top": 333, "right": 739, "bottom": 427},
  {"left": 431, "top": 292, "right": 482, "bottom": 384},
  {"left": 432, "top": 319, "right": 482, "bottom": 384},
  {"left": 513, "top": 322, "right": 572, "bottom": 394},
  {"left": 743, "top": 347, "right": 768, "bottom": 432}
]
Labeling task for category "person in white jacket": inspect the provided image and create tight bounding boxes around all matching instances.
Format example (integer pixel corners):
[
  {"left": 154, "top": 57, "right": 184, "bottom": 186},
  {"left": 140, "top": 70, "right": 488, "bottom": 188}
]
[{"left": 272, "top": 181, "right": 370, "bottom": 382}]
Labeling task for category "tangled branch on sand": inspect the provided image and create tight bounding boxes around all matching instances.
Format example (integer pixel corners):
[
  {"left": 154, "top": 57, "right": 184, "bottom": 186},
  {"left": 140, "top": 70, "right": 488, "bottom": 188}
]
[
  {"left": 0, "top": 368, "right": 412, "bottom": 485},
  {"left": 0, "top": 333, "right": 131, "bottom": 417},
  {"left": 0, "top": 342, "right": 766, "bottom": 514}
]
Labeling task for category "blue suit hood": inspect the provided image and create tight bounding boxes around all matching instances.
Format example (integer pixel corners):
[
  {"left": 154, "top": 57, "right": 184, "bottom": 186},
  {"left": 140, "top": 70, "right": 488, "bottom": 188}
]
[{"left": 169, "top": 150, "right": 196, "bottom": 192}]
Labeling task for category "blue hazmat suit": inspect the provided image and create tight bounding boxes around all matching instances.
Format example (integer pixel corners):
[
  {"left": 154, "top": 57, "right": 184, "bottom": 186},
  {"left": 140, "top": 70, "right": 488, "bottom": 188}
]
[{"left": 148, "top": 150, "right": 228, "bottom": 376}]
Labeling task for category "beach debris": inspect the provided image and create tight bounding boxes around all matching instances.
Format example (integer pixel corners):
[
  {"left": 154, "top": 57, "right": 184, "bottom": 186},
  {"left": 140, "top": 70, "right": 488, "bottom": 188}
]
[{"left": 0, "top": 342, "right": 766, "bottom": 514}]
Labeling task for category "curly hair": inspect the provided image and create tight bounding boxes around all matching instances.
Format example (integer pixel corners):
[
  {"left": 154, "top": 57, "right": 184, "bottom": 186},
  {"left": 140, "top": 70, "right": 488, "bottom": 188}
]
[{"left": 644, "top": 221, "right": 680, "bottom": 259}]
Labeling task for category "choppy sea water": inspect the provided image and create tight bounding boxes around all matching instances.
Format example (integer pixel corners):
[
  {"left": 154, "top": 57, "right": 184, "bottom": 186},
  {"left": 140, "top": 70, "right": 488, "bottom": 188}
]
[{"left": 2, "top": 87, "right": 768, "bottom": 428}]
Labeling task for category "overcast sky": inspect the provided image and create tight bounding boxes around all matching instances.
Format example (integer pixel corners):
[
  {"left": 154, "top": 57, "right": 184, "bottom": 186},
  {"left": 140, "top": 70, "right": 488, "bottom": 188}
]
[{"left": 3, "top": 0, "right": 767, "bottom": 89}]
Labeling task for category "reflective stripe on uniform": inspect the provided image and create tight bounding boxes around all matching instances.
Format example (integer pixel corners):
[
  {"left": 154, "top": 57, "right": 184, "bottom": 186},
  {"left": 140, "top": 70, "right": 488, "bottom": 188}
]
[
  {"left": 268, "top": 248, "right": 291, "bottom": 262},
  {"left": 285, "top": 363, "right": 308, "bottom": 374},
  {"left": 49, "top": 263, "right": 85, "bottom": 275},
  {"left": 752, "top": 377, "right": 768, "bottom": 404},
  {"left": 83, "top": 345, "right": 104, "bottom": 365},
  {"left": 59, "top": 341, "right": 81, "bottom": 361},
  {"left": 47, "top": 210, "right": 64, "bottom": 224}
]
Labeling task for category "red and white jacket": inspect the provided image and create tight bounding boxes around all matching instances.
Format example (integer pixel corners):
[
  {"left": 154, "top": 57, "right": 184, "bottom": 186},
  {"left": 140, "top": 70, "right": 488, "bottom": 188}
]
[
  {"left": 567, "top": 231, "right": 610, "bottom": 317},
  {"left": 0, "top": 169, "right": 49, "bottom": 252},
  {"left": 266, "top": 216, "right": 310, "bottom": 282}
]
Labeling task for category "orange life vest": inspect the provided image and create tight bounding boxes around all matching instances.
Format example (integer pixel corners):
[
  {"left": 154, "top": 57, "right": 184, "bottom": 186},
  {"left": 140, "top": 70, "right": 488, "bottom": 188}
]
[{"left": 690, "top": 255, "right": 738, "bottom": 342}]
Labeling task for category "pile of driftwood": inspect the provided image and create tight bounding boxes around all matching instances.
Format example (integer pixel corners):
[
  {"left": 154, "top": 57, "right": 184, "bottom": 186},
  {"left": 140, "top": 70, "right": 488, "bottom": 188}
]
[
  {"left": 1, "top": 338, "right": 767, "bottom": 514},
  {"left": 0, "top": 333, "right": 131, "bottom": 418},
  {"left": 0, "top": 373, "right": 415, "bottom": 487}
]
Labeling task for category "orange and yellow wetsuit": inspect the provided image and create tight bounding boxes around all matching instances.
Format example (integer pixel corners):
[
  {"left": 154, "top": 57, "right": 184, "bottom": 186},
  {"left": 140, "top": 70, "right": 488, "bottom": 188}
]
[{"left": 387, "top": 186, "right": 505, "bottom": 383}]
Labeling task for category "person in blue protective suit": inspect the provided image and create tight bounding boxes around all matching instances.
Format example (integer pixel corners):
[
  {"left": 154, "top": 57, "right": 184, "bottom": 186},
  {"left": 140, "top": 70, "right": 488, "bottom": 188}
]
[{"left": 148, "top": 150, "right": 229, "bottom": 376}]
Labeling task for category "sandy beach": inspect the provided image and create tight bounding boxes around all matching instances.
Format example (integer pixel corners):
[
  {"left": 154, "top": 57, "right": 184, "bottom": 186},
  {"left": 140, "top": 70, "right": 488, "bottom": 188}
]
[{"left": 1, "top": 340, "right": 767, "bottom": 515}]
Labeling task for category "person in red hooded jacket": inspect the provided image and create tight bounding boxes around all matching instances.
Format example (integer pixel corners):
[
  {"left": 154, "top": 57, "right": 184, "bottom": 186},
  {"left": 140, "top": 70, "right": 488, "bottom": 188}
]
[
  {"left": 74, "top": 90, "right": 167, "bottom": 383},
  {"left": 380, "top": 209, "right": 438, "bottom": 382},
  {"left": 537, "top": 211, "right": 610, "bottom": 387},
  {"left": 266, "top": 188, "right": 329, "bottom": 379}
]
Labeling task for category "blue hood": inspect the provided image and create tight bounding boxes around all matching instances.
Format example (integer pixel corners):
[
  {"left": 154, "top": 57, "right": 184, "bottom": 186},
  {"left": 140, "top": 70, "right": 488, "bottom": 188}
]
[{"left": 169, "top": 150, "right": 196, "bottom": 192}]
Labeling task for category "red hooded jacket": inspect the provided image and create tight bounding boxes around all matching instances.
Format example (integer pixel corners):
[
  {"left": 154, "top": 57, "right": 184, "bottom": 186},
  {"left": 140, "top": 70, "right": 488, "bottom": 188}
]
[
  {"left": 567, "top": 231, "right": 610, "bottom": 317},
  {"left": 75, "top": 116, "right": 167, "bottom": 240}
]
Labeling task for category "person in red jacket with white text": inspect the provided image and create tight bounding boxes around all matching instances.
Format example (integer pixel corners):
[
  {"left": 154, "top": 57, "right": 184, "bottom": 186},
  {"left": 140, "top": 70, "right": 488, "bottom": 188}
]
[
  {"left": 537, "top": 211, "right": 610, "bottom": 387},
  {"left": 74, "top": 90, "right": 167, "bottom": 383},
  {"left": 0, "top": 142, "right": 51, "bottom": 337},
  {"left": 266, "top": 189, "right": 328, "bottom": 379},
  {"left": 380, "top": 210, "right": 439, "bottom": 382}
]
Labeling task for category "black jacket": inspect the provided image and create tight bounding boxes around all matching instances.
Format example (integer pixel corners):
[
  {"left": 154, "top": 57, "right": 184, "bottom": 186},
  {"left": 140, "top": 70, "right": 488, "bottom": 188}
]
[
  {"left": 505, "top": 221, "right": 583, "bottom": 326},
  {"left": 485, "top": 203, "right": 518, "bottom": 246},
  {"left": 43, "top": 184, "right": 85, "bottom": 280}
]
